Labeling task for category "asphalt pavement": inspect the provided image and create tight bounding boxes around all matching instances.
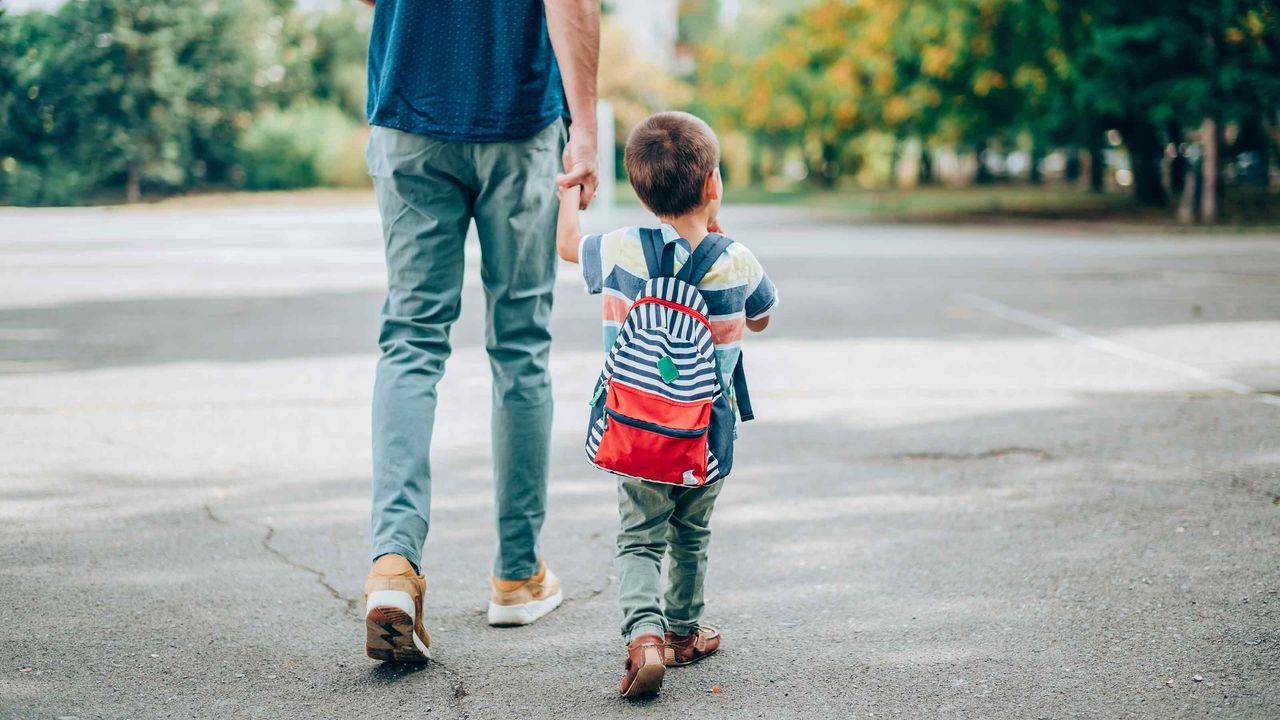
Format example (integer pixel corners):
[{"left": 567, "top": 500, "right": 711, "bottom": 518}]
[{"left": 1, "top": 200, "right": 1277, "bottom": 719}]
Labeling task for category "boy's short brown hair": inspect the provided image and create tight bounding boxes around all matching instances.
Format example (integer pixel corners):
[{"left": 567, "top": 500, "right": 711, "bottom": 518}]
[{"left": 623, "top": 111, "right": 720, "bottom": 218}]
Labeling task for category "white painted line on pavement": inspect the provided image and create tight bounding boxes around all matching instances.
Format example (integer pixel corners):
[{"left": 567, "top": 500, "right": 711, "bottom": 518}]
[{"left": 956, "top": 292, "right": 1280, "bottom": 408}]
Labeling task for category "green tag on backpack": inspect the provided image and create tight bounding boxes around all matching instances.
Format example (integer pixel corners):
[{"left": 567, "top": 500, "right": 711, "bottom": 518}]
[
  {"left": 589, "top": 380, "right": 605, "bottom": 405},
  {"left": 657, "top": 356, "right": 680, "bottom": 384}
]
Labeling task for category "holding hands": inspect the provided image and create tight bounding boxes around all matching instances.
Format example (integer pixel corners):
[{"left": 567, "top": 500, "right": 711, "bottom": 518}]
[{"left": 556, "top": 127, "right": 599, "bottom": 210}]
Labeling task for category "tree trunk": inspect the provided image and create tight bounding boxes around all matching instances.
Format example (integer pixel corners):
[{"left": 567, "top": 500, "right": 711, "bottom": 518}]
[
  {"left": 125, "top": 163, "right": 142, "bottom": 204},
  {"left": 888, "top": 137, "right": 902, "bottom": 188},
  {"left": 817, "top": 141, "right": 839, "bottom": 188},
  {"left": 1065, "top": 147, "right": 1081, "bottom": 183},
  {"left": 1087, "top": 132, "right": 1105, "bottom": 193},
  {"left": 1176, "top": 158, "right": 1200, "bottom": 224},
  {"left": 1236, "top": 113, "right": 1269, "bottom": 187},
  {"left": 1028, "top": 143, "right": 1043, "bottom": 184},
  {"left": 974, "top": 139, "right": 994, "bottom": 184},
  {"left": 1124, "top": 119, "right": 1166, "bottom": 207},
  {"left": 1199, "top": 117, "right": 1219, "bottom": 223},
  {"left": 748, "top": 140, "right": 764, "bottom": 186},
  {"left": 1199, "top": 27, "right": 1221, "bottom": 220},
  {"left": 1262, "top": 111, "right": 1278, "bottom": 197},
  {"left": 1166, "top": 120, "right": 1185, "bottom": 196},
  {"left": 918, "top": 144, "right": 934, "bottom": 185},
  {"left": 1267, "top": 111, "right": 1279, "bottom": 193}
]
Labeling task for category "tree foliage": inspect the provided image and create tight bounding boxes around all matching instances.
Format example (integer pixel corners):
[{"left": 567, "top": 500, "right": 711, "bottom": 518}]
[
  {"left": 694, "top": 0, "right": 1280, "bottom": 209},
  {"left": 695, "top": 0, "right": 1069, "bottom": 184},
  {"left": 0, "top": 0, "right": 371, "bottom": 205}
]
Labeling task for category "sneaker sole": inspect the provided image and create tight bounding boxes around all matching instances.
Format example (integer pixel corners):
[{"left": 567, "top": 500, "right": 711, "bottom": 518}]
[
  {"left": 486, "top": 588, "right": 564, "bottom": 627},
  {"left": 365, "top": 592, "right": 430, "bottom": 663},
  {"left": 620, "top": 662, "right": 665, "bottom": 698}
]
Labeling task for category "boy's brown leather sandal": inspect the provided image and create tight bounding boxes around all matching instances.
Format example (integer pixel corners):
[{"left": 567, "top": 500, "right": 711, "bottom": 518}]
[
  {"left": 664, "top": 626, "right": 721, "bottom": 666},
  {"left": 619, "top": 634, "right": 666, "bottom": 698}
]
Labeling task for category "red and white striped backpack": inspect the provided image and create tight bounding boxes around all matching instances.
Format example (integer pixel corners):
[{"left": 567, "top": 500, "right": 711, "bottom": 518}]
[{"left": 584, "top": 229, "right": 753, "bottom": 487}]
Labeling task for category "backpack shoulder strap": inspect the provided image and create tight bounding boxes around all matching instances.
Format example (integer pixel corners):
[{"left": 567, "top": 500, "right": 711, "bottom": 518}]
[
  {"left": 732, "top": 352, "right": 754, "bottom": 422},
  {"left": 677, "top": 233, "right": 734, "bottom": 287},
  {"left": 639, "top": 227, "right": 675, "bottom": 278}
]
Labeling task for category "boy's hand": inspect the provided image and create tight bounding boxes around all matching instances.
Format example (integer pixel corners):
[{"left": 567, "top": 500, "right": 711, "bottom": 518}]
[
  {"left": 708, "top": 217, "right": 726, "bottom": 235},
  {"left": 557, "top": 184, "right": 580, "bottom": 203},
  {"left": 556, "top": 185, "right": 583, "bottom": 263}
]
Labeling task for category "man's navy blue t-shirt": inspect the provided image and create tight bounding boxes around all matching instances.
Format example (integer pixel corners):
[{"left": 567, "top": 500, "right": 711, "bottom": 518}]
[{"left": 366, "top": 0, "right": 569, "bottom": 143}]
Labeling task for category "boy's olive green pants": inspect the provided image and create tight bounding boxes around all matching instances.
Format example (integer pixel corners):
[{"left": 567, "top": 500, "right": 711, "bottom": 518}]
[
  {"left": 616, "top": 476, "right": 723, "bottom": 642},
  {"left": 366, "top": 120, "right": 564, "bottom": 580}
]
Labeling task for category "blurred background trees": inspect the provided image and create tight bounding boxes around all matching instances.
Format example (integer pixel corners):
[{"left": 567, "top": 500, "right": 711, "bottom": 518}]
[
  {"left": 1, "top": 0, "right": 1277, "bottom": 223},
  {"left": 693, "top": 0, "right": 1280, "bottom": 222},
  {"left": 0, "top": 0, "right": 370, "bottom": 204}
]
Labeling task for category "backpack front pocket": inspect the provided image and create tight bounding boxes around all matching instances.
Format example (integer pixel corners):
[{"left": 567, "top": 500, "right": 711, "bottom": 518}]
[{"left": 590, "top": 381, "right": 712, "bottom": 486}]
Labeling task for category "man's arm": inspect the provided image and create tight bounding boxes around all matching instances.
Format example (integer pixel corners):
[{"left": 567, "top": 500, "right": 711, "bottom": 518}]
[
  {"left": 545, "top": 0, "right": 600, "bottom": 210},
  {"left": 556, "top": 185, "right": 583, "bottom": 262}
]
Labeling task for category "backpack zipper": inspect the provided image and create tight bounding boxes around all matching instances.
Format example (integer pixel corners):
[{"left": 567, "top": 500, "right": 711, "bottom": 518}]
[
  {"left": 604, "top": 407, "right": 707, "bottom": 439},
  {"left": 630, "top": 296, "right": 713, "bottom": 332}
]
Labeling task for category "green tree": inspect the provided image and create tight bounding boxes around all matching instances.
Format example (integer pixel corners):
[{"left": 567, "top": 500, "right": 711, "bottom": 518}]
[
  {"left": 695, "top": 0, "right": 1278, "bottom": 217},
  {"left": 1, "top": 0, "right": 265, "bottom": 204},
  {"left": 2, "top": 8, "right": 97, "bottom": 204},
  {"left": 697, "top": 0, "right": 1064, "bottom": 187},
  {"left": 0, "top": 9, "right": 19, "bottom": 198},
  {"left": 1060, "top": 0, "right": 1280, "bottom": 212},
  {"left": 0, "top": 0, "right": 376, "bottom": 205},
  {"left": 83, "top": 0, "right": 262, "bottom": 200}
]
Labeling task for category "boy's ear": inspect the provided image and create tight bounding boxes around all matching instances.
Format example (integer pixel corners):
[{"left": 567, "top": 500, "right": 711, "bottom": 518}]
[{"left": 703, "top": 168, "right": 721, "bottom": 202}]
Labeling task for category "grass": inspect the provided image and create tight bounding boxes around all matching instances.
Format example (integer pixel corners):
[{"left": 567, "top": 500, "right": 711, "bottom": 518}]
[
  {"left": 621, "top": 182, "right": 1280, "bottom": 228},
  {"left": 74, "top": 180, "right": 1280, "bottom": 230},
  {"left": 725, "top": 184, "right": 1134, "bottom": 221}
]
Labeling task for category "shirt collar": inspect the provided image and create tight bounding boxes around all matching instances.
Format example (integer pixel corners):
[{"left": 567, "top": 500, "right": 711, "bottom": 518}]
[{"left": 658, "top": 223, "right": 692, "bottom": 252}]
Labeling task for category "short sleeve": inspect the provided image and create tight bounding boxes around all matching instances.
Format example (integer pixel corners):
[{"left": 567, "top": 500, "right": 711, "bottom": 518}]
[
  {"left": 742, "top": 248, "right": 778, "bottom": 320},
  {"left": 579, "top": 233, "right": 604, "bottom": 294}
]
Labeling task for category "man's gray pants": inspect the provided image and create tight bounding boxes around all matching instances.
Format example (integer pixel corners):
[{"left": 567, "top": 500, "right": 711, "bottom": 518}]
[{"left": 366, "top": 119, "right": 565, "bottom": 580}]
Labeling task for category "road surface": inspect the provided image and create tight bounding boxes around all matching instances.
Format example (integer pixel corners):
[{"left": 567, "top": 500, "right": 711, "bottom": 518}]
[{"left": 1, "top": 200, "right": 1277, "bottom": 719}]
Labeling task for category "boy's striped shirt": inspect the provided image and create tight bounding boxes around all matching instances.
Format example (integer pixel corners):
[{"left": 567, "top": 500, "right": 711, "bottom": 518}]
[{"left": 578, "top": 225, "right": 777, "bottom": 397}]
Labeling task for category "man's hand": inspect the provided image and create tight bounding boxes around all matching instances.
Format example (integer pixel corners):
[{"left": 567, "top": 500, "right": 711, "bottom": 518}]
[{"left": 557, "top": 129, "right": 598, "bottom": 210}]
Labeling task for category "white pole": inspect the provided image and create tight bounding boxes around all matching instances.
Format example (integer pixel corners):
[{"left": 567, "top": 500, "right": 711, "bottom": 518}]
[{"left": 595, "top": 100, "right": 616, "bottom": 223}]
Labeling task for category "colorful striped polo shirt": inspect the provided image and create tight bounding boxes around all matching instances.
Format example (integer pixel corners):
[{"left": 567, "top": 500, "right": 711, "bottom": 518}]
[{"left": 578, "top": 225, "right": 778, "bottom": 398}]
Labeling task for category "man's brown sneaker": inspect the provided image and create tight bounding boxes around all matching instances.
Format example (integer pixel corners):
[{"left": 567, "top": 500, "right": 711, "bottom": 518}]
[
  {"left": 619, "top": 634, "right": 666, "bottom": 698},
  {"left": 487, "top": 561, "right": 563, "bottom": 626},
  {"left": 363, "top": 554, "right": 430, "bottom": 662},
  {"left": 664, "top": 626, "right": 720, "bottom": 666}
]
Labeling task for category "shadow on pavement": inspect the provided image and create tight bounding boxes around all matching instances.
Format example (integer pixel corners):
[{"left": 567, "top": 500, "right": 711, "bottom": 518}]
[{"left": 3, "top": 390, "right": 1277, "bottom": 718}]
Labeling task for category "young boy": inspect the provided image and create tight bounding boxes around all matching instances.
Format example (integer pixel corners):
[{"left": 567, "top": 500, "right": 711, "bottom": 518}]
[{"left": 555, "top": 111, "right": 777, "bottom": 698}]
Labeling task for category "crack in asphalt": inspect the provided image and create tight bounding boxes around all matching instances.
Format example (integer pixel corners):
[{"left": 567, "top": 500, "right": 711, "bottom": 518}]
[
  {"left": 432, "top": 659, "right": 471, "bottom": 717},
  {"left": 202, "top": 502, "right": 472, "bottom": 718},
  {"left": 203, "top": 503, "right": 359, "bottom": 616}
]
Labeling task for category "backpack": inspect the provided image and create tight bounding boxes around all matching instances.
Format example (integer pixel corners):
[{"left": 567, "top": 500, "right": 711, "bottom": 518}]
[{"left": 584, "top": 228, "right": 754, "bottom": 487}]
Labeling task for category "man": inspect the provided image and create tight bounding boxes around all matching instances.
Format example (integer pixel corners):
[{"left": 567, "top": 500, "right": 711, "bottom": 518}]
[{"left": 359, "top": 0, "right": 600, "bottom": 663}]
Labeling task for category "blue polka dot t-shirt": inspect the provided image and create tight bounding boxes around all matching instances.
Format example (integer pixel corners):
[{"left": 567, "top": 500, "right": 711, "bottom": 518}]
[{"left": 366, "top": 0, "right": 570, "bottom": 142}]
